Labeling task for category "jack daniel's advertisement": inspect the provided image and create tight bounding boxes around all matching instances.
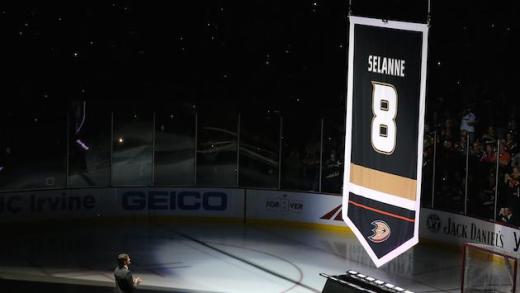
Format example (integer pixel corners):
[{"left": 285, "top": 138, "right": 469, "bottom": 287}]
[{"left": 422, "top": 208, "right": 520, "bottom": 254}]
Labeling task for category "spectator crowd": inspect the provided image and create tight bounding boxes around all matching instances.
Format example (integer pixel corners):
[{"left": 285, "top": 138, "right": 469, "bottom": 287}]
[{"left": 424, "top": 101, "right": 520, "bottom": 227}]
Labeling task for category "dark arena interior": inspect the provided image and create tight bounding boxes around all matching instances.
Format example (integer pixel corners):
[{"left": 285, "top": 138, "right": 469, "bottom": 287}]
[{"left": 1, "top": 1, "right": 519, "bottom": 292}]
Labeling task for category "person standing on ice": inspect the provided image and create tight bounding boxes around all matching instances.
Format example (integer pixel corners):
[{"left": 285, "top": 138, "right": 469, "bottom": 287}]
[{"left": 114, "top": 253, "right": 142, "bottom": 293}]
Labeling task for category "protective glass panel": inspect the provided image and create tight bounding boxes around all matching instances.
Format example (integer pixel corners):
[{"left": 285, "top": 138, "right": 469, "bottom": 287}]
[
  {"left": 68, "top": 101, "right": 111, "bottom": 187},
  {"left": 467, "top": 140, "right": 498, "bottom": 220},
  {"left": 196, "top": 107, "right": 238, "bottom": 187},
  {"left": 421, "top": 130, "right": 435, "bottom": 208},
  {"left": 154, "top": 108, "right": 196, "bottom": 186},
  {"left": 321, "top": 115, "right": 345, "bottom": 194},
  {"left": 0, "top": 108, "right": 66, "bottom": 190},
  {"left": 496, "top": 138, "right": 518, "bottom": 226},
  {"left": 433, "top": 131, "right": 466, "bottom": 213},
  {"left": 281, "top": 115, "right": 321, "bottom": 191},
  {"left": 112, "top": 111, "right": 153, "bottom": 186},
  {"left": 239, "top": 111, "right": 280, "bottom": 188}
]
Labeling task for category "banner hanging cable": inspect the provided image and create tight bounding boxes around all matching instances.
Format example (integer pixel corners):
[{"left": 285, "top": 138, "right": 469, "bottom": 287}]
[
  {"left": 347, "top": 0, "right": 431, "bottom": 25},
  {"left": 427, "top": 0, "right": 431, "bottom": 26}
]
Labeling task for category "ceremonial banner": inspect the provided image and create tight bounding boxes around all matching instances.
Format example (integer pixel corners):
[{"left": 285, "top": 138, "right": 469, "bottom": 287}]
[{"left": 343, "top": 16, "right": 428, "bottom": 267}]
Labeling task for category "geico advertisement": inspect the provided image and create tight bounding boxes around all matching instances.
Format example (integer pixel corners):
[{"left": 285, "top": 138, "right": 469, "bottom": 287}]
[
  {"left": 0, "top": 189, "right": 115, "bottom": 220},
  {"left": 421, "top": 208, "right": 520, "bottom": 254},
  {"left": 116, "top": 188, "right": 245, "bottom": 217},
  {"left": 1, "top": 188, "right": 244, "bottom": 220}
]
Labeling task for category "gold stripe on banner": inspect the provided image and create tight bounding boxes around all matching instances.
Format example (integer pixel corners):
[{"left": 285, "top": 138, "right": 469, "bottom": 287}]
[{"left": 350, "top": 163, "right": 416, "bottom": 200}]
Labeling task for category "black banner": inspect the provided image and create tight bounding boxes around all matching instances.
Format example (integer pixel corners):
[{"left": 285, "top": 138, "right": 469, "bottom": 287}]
[{"left": 343, "top": 16, "right": 428, "bottom": 267}]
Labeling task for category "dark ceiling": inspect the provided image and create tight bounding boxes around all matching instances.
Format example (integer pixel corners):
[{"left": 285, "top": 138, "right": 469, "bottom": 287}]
[{"left": 0, "top": 1, "right": 517, "bottom": 115}]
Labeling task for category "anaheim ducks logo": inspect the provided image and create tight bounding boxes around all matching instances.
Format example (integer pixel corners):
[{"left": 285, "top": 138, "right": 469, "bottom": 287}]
[{"left": 368, "top": 220, "right": 391, "bottom": 243}]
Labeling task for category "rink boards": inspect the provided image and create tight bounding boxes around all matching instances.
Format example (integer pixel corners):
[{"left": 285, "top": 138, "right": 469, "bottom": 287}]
[{"left": 1, "top": 188, "right": 519, "bottom": 255}]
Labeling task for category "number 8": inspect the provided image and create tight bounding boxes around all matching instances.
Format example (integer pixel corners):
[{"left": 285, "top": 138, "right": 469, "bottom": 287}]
[{"left": 371, "top": 82, "right": 397, "bottom": 154}]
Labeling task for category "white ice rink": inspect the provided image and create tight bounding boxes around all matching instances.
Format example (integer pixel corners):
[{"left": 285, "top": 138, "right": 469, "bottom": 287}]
[{"left": 0, "top": 221, "right": 462, "bottom": 292}]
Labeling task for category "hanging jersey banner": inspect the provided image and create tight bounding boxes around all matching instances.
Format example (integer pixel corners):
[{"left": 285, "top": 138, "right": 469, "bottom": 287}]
[{"left": 342, "top": 16, "right": 428, "bottom": 267}]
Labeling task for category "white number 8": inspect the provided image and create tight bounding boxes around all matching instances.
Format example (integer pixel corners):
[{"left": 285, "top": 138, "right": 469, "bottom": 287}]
[{"left": 371, "top": 82, "right": 397, "bottom": 154}]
